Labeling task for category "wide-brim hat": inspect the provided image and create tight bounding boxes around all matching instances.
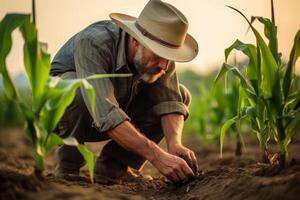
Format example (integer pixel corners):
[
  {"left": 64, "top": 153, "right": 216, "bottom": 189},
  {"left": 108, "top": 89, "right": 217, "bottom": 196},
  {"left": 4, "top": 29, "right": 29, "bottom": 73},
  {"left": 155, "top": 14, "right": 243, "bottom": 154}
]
[{"left": 110, "top": 0, "right": 198, "bottom": 62}]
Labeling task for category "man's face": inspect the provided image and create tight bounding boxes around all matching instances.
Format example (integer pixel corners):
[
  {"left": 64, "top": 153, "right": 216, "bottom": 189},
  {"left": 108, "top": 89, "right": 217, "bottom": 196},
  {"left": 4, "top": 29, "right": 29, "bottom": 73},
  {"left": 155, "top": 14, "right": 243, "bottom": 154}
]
[{"left": 133, "top": 44, "right": 169, "bottom": 83}]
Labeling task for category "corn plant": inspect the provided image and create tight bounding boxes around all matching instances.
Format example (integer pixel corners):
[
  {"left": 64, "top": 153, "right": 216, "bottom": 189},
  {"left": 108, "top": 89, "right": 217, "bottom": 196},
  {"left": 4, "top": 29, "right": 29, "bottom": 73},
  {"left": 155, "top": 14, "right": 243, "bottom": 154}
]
[
  {"left": 215, "top": 54, "right": 247, "bottom": 156},
  {"left": 212, "top": 75, "right": 248, "bottom": 157},
  {"left": 223, "top": 79, "right": 246, "bottom": 156},
  {"left": 0, "top": 13, "right": 130, "bottom": 182},
  {"left": 183, "top": 72, "right": 247, "bottom": 156},
  {"left": 215, "top": 0, "right": 300, "bottom": 167}
]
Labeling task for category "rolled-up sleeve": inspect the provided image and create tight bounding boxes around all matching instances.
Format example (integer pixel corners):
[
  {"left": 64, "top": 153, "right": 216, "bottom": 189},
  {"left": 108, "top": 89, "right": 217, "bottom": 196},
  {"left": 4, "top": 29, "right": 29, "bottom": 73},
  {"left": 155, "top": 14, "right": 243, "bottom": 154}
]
[
  {"left": 74, "top": 36, "right": 130, "bottom": 132},
  {"left": 147, "top": 62, "right": 189, "bottom": 119}
]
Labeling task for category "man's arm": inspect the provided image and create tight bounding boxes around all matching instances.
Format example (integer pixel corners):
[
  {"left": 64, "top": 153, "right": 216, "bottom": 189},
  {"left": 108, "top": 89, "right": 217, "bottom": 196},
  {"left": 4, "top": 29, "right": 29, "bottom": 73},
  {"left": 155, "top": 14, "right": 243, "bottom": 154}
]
[
  {"left": 106, "top": 120, "right": 195, "bottom": 182},
  {"left": 161, "top": 113, "right": 199, "bottom": 173}
]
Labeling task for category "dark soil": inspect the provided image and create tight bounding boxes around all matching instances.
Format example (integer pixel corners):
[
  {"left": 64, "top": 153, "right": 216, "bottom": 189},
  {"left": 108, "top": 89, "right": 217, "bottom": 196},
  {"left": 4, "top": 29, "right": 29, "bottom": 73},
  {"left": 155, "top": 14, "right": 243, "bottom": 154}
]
[{"left": 1, "top": 128, "right": 300, "bottom": 200}]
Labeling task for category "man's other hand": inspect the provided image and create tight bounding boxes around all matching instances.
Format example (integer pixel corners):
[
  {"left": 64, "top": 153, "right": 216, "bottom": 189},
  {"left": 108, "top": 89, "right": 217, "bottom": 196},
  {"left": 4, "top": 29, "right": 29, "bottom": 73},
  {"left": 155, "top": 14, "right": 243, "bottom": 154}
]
[
  {"left": 168, "top": 143, "right": 199, "bottom": 174},
  {"left": 150, "top": 148, "right": 195, "bottom": 182}
]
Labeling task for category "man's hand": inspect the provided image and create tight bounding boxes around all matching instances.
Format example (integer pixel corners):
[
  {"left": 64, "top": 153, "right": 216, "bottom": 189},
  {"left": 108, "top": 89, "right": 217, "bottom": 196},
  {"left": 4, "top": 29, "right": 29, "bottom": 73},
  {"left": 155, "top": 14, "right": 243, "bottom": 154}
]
[
  {"left": 168, "top": 143, "right": 199, "bottom": 174},
  {"left": 161, "top": 114, "right": 199, "bottom": 174},
  {"left": 150, "top": 148, "right": 195, "bottom": 182},
  {"left": 107, "top": 121, "right": 195, "bottom": 182}
]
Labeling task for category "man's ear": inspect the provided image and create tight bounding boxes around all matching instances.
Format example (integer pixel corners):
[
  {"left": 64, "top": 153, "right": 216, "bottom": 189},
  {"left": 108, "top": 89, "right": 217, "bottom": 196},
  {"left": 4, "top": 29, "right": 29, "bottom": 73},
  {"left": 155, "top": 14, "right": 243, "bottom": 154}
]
[{"left": 127, "top": 36, "right": 139, "bottom": 63}]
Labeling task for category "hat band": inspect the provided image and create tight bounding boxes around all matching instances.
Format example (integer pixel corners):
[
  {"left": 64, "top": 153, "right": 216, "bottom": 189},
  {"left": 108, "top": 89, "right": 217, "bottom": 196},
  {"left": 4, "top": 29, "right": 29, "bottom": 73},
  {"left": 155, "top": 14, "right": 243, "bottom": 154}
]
[{"left": 135, "top": 22, "right": 180, "bottom": 48}]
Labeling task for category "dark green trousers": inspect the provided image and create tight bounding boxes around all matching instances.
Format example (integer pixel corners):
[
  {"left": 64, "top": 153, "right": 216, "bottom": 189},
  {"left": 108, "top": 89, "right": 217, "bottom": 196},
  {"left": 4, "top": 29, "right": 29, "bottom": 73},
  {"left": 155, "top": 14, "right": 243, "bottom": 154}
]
[{"left": 56, "top": 72, "right": 191, "bottom": 171}]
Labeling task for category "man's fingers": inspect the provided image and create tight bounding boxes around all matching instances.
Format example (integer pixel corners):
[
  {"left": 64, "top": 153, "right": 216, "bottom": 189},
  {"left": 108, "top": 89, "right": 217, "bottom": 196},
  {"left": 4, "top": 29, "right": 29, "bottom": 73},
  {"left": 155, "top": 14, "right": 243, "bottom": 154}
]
[
  {"left": 169, "top": 159, "right": 189, "bottom": 182},
  {"left": 168, "top": 170, "right": 180, "bottom": 182},
  {"left": 190, "top": 151, "right": 199, "bottom": 173},
  {"left": 180, "top": 154, "right": 194, "bottom": 174},
  {"left": 176, "top": 166, "right": 187, "bottom": 180},
  {"left": 180, "top": 158, "right": 195, "bottom": 177}
]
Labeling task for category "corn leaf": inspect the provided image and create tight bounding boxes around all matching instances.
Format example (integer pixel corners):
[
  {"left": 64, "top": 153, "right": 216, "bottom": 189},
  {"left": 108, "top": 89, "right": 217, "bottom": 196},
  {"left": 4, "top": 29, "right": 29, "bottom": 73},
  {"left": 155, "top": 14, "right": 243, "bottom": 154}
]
[
  {"left": 225, "top": 40, "right": 259, "bottom": 94},
  {"left": 214, "top": 62, "right": 228, "bottom": 84},
  {"left": 283, "top": 30, "right": 300, "bottom": 100},
  {"left": 19, "top": 19, "right": 51, "bottom": 111},
  {"left": 285, "top": 91, "right": 300, "bottom": 108},
  {"left": 225, "top": 40, "right": 258, "bottom": 82},
  {"left": 227, "top": 6, "right": 278, "bottom": 99},
  {"left": 41, "top": 78, "right": 84, "bottom": 133},
  {"left": 285, "top": 109, "right": 300, "bottom": 148},
  {"left": 220, "top": 116, "right": 237, "bottom": 158},
  {"left": 45, "top": 133, "right": 63, "bottom": 153},
  {"left": 286, "top": 108, "right": 300, "bottom": 130},
  {"left": 244, "top": 106, "right": 256, "bottom": 118},
  {"left": 85, "top": 73, "right": 131, "bottom": 80},
  {"left": 63, "top": 137, "right": 95, "bottom": 183},
  {"left": 0, "top": 14, "right": 29, "bottom": 99},
  {"left": 77, "top": 144, "right": 94, "bottom": 183},
  {"left": 219, "top": 63, "right": 256, "bottom": 96},
  {"left": 0, "top": 14, "right": 29, "bottom": 71},
  {"left": 56, "top": 137, "right": 95, "bottom": 183},
  {"left": 24, "top": 120, "right": 37, "bottom": 146},
  {"left": 41, "top": 73, "right": 131, "bottom": 133},
  {"left": 63, "top": 137, "right": 79, "bottom": 146},
  {"left": 251, "top": 17, "right": 278, "bottom": 63}
]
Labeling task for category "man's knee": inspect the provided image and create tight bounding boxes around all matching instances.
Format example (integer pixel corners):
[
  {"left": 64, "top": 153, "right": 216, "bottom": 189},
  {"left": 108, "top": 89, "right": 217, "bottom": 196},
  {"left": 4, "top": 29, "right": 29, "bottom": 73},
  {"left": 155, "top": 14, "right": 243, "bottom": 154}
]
[{"left": 179, "top": 84, "right": 191, "bottom": 107}]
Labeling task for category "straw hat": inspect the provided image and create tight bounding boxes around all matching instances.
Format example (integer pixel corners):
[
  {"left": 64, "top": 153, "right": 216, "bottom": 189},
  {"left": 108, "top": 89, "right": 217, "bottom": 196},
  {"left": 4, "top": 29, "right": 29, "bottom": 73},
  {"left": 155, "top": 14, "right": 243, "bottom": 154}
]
[{"left": 110, "top": 0, "right": 198, "bottom": 62}]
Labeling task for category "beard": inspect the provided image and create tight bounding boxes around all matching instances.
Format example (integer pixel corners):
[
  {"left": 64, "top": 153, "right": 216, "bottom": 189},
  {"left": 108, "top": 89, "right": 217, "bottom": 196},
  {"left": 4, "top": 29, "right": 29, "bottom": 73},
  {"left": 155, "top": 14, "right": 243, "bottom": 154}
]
[{"left": 133, "top": 46, "right": 166, "bottom": 83}]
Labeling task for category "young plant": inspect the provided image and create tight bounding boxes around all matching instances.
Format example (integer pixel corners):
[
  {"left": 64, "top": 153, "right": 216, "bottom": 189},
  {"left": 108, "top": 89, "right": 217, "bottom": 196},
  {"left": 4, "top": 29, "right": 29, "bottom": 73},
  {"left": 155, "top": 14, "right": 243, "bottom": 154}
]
[
  {"left": 212, "top": 75, "right": 247, "bottom": 157},
  {"left": 184, "top": 72, "right": 246, "bottom": 156},
  {"left": 0, "top": 14, "right": 130, "bottom": 182},
  {"left": 215, "top": 0, "right": 300, "bottom": 167},
  {"left": 185, "top": 75, "right": 228, "bottom": 143},
  {"left": 223, "top": 79, "right": 246, "bottom": 156}
]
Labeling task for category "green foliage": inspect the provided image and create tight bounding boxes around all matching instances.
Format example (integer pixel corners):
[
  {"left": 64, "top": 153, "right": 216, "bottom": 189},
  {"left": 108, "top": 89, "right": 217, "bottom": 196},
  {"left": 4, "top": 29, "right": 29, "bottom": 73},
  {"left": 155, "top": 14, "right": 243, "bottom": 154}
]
[
  {"left": 216, "top": 1, "right": 300, "bottom": 166},
  {"left": 0, "top": 13, "right": 130, "bottom": 181},
  {"left": 0, "top": 87, "right": 24, "bottom": 127},
  {"left": 0, "top": 74, "right": 30, "bottom": 127},
  {"left": 180, "top": 71, "right": 246, "bottom": 147},
  {"left": 180, "top": 72, "right": 223, "bottom": 142}
]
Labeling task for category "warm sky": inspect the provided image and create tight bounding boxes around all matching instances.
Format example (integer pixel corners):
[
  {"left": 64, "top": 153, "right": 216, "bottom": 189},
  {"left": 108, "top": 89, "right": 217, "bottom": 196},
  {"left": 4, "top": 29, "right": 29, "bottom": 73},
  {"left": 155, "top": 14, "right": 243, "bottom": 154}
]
[{"left": 1, "top": 0, "right": 300, "bottom": 76}]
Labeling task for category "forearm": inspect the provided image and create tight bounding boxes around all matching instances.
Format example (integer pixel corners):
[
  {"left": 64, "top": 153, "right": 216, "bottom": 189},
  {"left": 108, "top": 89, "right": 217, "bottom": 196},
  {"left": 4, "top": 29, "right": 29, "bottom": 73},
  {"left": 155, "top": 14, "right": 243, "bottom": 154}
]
[
  {"left": 106, "top": 120, "right": 161, "bottom": 163},
  {"left": 161, "top": 114, "right": 184, "bottom": 150}
]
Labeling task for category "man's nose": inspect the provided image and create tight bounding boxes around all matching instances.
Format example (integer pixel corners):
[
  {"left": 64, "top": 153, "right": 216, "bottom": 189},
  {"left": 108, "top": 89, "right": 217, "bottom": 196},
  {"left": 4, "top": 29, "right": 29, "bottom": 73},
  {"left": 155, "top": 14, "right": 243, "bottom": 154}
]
[{"left": 157, "top": 59, "right": 169, "bottom": 71}]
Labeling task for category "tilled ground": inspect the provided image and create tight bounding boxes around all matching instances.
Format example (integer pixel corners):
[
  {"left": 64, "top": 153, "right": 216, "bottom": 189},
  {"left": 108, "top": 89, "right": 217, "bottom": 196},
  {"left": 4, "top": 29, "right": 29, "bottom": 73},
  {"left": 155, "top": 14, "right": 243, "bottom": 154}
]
[{"left": 1, "top": 128, "right": 300, "bottom": 200}]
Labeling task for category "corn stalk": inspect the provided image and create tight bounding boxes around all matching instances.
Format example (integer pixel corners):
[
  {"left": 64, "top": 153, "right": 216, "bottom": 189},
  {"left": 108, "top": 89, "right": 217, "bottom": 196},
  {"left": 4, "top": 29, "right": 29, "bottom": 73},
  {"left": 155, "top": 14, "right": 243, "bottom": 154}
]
[{"left": 215, "top": 0, "right": 300, "bottom": 167}]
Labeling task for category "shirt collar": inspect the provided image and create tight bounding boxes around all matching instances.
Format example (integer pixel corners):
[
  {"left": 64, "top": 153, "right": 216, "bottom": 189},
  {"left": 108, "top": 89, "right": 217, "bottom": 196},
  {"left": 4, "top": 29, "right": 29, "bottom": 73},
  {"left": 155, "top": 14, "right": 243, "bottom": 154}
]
[{"left": 116, "top": 30, "right": 128, "bottom": 71}]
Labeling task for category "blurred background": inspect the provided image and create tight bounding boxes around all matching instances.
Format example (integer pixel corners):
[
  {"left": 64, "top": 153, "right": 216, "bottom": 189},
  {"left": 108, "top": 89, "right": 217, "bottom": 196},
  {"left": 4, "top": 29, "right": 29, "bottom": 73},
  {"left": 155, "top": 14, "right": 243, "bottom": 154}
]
[
  {"left": 0, "top": 0, "right": 300, "bottom": 141},
  {"left": 1, "top": 0, "right": 300, "bottom": 76}
]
